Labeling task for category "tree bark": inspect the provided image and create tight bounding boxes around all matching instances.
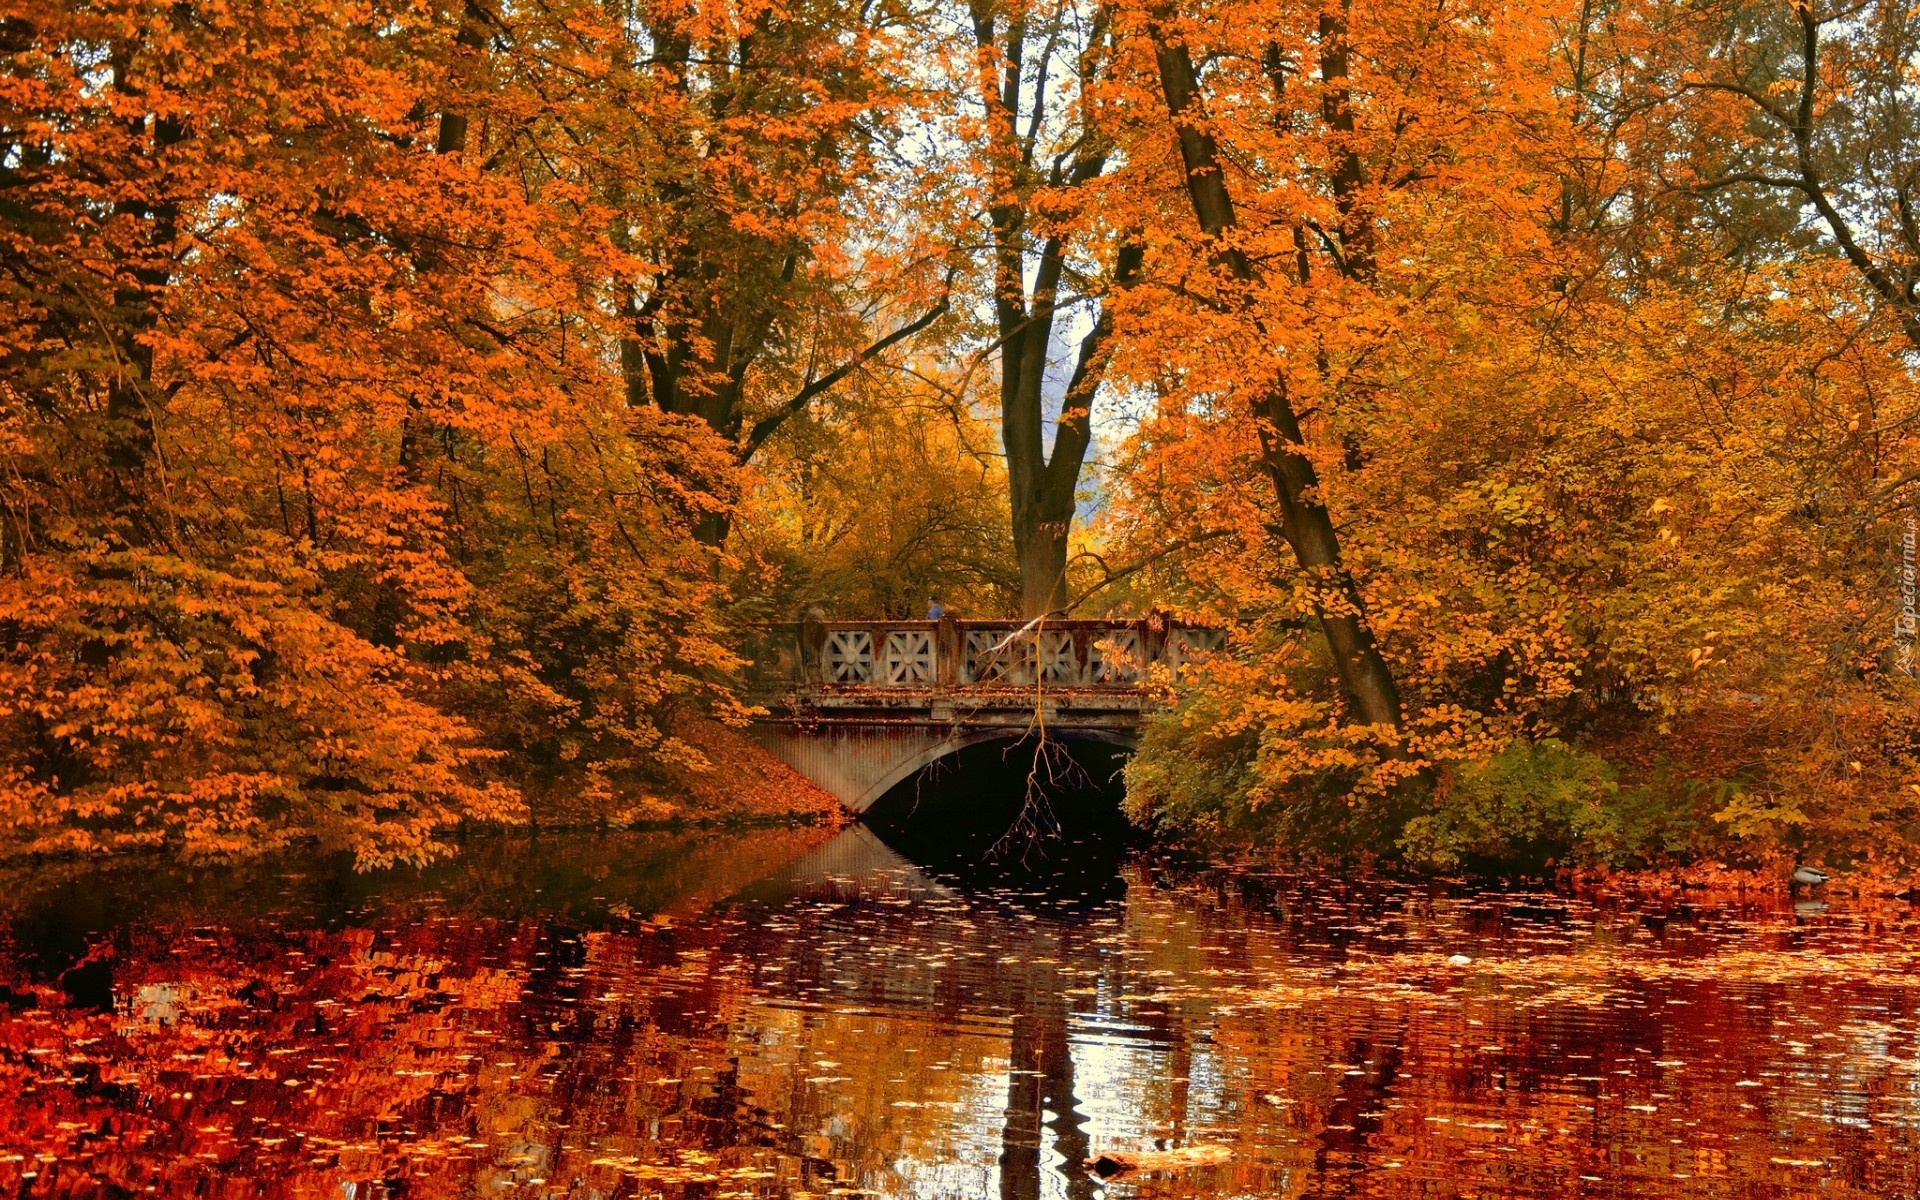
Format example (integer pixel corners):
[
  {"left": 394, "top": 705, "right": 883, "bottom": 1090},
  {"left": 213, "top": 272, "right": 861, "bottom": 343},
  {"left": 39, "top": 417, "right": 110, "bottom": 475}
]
[
  {"left": 103, "top": 39, "right": 183, "bottom": 513},
  {"left": 1146, "top": 18, "right": 1410, "bottom": 742},
  {"left": 1318, "top": 4, "right": 1374, "bottom": 279},
  {"left": 1014, "top": 518, "right": 1070, "bottom": 616}
]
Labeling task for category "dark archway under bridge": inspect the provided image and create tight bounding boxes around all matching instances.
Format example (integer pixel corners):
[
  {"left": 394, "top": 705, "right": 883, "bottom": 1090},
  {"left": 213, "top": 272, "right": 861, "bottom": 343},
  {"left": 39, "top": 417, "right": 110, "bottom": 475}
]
[
  {"left": 859, "top": 734, "right": 1140, "bottom": 887},
  {"left": 744, "top": 615, "right": 1222, "bottom": 813}
]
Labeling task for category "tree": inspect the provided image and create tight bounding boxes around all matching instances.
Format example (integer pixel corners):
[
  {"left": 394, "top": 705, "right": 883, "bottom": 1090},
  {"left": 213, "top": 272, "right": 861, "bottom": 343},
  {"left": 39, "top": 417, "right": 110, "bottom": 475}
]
[
  {"left": 1133, "top": 0, "right": 1409, "bottom": 753},
  {"left": 947, "top": 0, "right": 1138, "bottom": 616},
  {"left": 481, "top": 0, "right": 953, "bottom": 546},
  {"left": 1615, "top": 0, "right": 1920, "bottom": 351},
  {"left": 1089, "top": 0, "right": 1553, "bottom": 793},
  {"left": 0, "top": 0, "right": 740, "bottom": 865}
]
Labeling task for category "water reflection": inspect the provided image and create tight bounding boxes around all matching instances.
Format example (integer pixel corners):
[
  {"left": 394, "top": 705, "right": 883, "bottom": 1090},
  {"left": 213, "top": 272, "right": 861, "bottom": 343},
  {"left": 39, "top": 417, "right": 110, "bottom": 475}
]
[{"left": 2, "top": 825, "right": 1918, "bottom": 1197}]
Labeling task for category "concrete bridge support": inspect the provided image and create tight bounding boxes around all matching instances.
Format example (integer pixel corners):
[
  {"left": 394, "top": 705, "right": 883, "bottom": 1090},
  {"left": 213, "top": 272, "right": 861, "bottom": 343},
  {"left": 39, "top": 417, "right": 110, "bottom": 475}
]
[{"left": 749, "top": 722, "right": 1135, "bottom": 813}]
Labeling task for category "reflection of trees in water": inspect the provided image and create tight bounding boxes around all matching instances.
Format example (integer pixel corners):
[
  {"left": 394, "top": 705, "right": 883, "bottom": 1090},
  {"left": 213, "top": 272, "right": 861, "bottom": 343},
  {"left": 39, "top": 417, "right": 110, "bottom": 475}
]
[
  {"left": 1305, "top": 1032, "right": 1404, "bottom": 1190},
  {"left": 680, "top": 826, "right": 1139, "bottom": 1198},
  {"left": 999, "top": 983, "right": 1096, "bottom": 1200},
  {"left": 8, "top": 830, "right": 1920, "bottom": 1197}
]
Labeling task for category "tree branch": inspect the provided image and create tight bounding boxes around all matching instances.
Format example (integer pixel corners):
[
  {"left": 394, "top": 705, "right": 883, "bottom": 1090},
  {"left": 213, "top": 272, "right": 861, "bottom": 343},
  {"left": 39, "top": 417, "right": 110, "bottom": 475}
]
[
  {"left": 738, "top": 283, "right": 953, "bottom": 462},
  {"left": 1061, "top": 529, "right": 1231, "bottom": 615}
]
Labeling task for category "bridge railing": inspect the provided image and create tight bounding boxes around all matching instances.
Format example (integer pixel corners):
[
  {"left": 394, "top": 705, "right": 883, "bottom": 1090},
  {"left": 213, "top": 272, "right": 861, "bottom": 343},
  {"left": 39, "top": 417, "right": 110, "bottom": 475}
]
[{"left": 746, "top": 616, "right": 1225, "bottom": 694}]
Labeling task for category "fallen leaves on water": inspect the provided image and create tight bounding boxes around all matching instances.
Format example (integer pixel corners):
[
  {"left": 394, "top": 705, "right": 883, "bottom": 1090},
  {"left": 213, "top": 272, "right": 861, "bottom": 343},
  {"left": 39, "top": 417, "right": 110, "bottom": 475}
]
[{"left": 1086, "top": 1145, "right": 1234, "bottom": 1178}]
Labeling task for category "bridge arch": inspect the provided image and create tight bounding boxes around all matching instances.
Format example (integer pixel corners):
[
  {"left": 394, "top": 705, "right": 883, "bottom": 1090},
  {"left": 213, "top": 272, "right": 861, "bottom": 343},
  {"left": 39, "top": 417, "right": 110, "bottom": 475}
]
[
  {"left": 852, "top": 729, "right": 1013, "bottom": 812},
  {"left": 750, "top": 722, "right": 1137, "bottom": 814},
  {"left": 856, "top": 727, "right": 1137, "bottom": 813}
]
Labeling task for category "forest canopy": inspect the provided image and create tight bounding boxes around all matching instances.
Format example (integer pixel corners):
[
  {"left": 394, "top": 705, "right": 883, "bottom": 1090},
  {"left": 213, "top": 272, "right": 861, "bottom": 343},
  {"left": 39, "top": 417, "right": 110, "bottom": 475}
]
[{"left": 2, "top": 0, "right": 1916, "bottom": 872}]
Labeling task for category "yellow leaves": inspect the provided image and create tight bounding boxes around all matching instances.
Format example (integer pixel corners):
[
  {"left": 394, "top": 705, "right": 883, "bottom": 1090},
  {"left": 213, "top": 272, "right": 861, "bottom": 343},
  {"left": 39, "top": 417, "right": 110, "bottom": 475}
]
[{"left": 1711, "top": 791, "right": 1810, "bottom": 838}]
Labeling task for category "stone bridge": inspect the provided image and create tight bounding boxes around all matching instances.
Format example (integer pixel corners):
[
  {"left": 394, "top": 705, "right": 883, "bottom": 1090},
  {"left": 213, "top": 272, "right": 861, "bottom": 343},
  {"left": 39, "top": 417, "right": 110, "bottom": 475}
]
[{"left": 745, "top": 616, "right": 1222, "bottom": 812}]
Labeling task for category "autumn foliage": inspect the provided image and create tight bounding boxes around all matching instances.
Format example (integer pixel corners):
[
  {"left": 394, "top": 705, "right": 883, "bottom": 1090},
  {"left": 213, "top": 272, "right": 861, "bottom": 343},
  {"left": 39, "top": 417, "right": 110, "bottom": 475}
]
[
  {"left": 3, "top": 0, "right": 1918, "bottom": 871},
  {"left": 1095, "top": 0, "right": 1920, "bottom": 868},
  {"left": 0, "top": 2, "right": 759, "bottom": 864}
]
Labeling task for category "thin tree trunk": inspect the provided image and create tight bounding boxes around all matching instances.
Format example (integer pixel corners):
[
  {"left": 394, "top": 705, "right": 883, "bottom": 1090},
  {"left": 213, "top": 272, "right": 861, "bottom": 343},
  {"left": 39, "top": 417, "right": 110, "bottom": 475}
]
[
  {"left": 1146, "top": 19, "right": 1410, "bottom": 743},
  {"left": 400, "top": 1, "right": 488, "bottom": 479},
  {"left": 1318, "top": 3, "right": 1373, "bottom": 278},
  {"left": 998, "top": 1002, "right": 1042, "bottom": 1200}
]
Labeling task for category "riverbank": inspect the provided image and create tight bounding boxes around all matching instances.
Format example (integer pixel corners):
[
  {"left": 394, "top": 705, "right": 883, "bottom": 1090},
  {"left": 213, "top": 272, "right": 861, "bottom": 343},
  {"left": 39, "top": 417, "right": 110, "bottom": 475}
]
[{"left": 525, "top": 714, "right": 849, "bottom": 830}]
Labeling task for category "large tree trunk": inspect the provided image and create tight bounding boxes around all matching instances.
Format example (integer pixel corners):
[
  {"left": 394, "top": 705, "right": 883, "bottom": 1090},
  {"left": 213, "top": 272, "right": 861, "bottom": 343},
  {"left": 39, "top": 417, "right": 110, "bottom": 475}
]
[
  {"left": 1147, "top": 20, "right": 1410, "bottom": 743},
  {"left": 1002, "top": 243, "right": 1136, "bottom": 618},
  {"left": 1013, "top": 513, "right": 1070, "bottom": 617},
  {"left": 1254, "top": 386, "right": 1408, "bottom": 734}
]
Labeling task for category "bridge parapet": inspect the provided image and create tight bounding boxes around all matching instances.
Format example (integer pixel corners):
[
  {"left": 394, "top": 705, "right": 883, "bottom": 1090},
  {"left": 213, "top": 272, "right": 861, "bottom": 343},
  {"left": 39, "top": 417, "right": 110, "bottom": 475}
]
[{"left": 748, "top": 617, "right": 1223, "bottom": 700}]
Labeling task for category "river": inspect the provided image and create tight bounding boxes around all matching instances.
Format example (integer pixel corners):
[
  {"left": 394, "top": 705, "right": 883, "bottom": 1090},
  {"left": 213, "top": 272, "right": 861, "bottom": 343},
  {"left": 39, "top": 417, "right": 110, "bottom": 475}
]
[{"left": 1, "top": 823, "right": 1917, "bottom": 1197}]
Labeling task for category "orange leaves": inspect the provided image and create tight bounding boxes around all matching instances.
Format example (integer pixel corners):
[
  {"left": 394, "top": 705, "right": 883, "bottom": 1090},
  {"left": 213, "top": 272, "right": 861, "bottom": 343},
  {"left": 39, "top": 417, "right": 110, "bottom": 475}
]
[
  {"left": 0, "top": 539, "right": 519, "bottom": 867},
  {"left": 7, "top": 0, "right": 1918, "bottom": 873},
  {"left": 1095, "top": 0, "right": 1920, "bottom": 863},
  {"left": 0, "top": 0, "right": 764, "bottom": 866}
]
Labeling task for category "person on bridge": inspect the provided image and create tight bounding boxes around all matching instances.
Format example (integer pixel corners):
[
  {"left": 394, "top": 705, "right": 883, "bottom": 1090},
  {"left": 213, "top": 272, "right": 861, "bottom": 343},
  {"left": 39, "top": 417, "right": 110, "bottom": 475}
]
[{"left": 926, "top": 596, "right": 945, "bottom": 620}]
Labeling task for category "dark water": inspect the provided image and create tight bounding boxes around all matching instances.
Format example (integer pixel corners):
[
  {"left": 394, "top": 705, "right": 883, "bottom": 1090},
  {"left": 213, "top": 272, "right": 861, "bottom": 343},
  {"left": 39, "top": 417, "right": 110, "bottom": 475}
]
[{"left": 2, "top": 824, "right": 1918, "bottom": 1199}]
